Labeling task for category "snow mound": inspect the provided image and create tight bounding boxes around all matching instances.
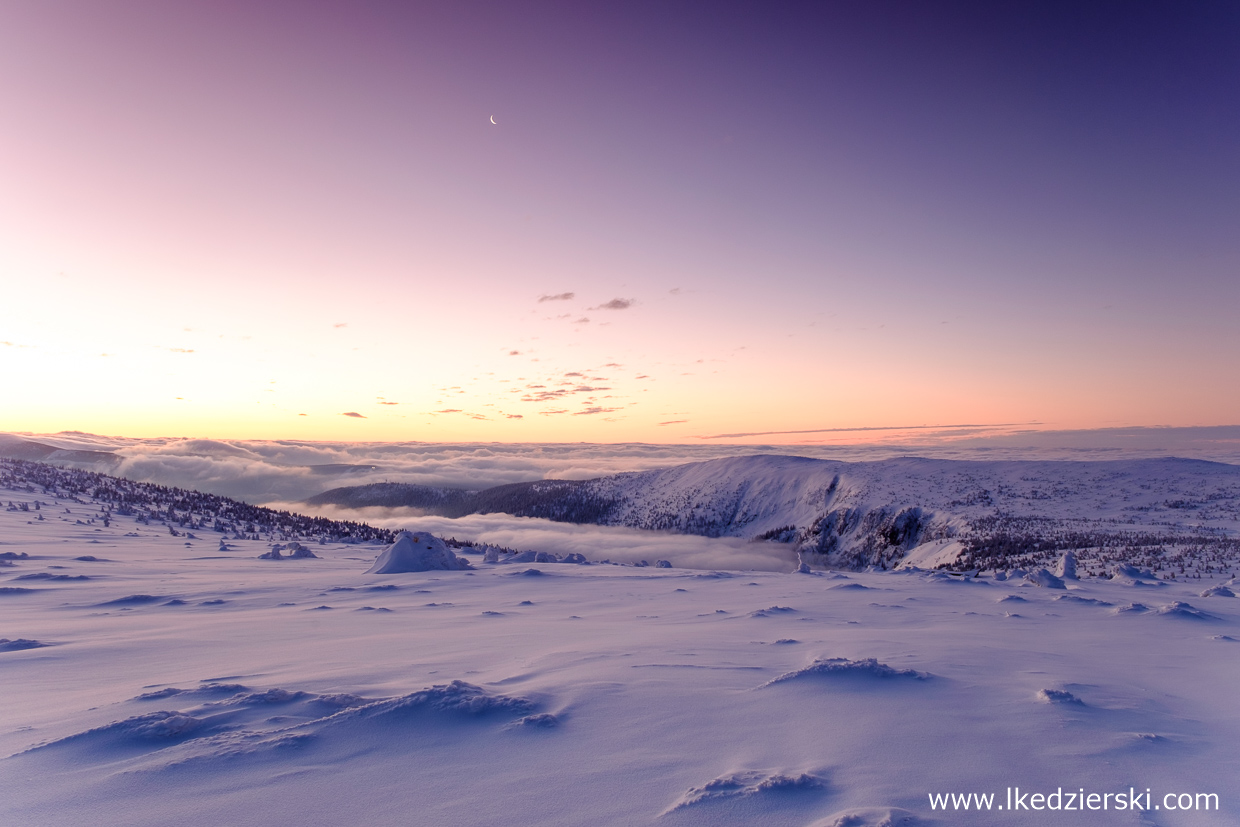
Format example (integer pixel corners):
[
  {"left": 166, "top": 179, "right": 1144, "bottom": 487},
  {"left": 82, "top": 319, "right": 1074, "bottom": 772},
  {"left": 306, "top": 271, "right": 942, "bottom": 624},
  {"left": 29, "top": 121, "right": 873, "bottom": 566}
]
[
  {"left": 667, "top": 769, "right": 825, "bottom": 812},
  {"left": 749, "top": 605, "right": 796, "bottom": 617},
  {"left": 765, "top": 657, "right": 928, "bottom": 686},
  {"left": 365, "top": 531, "right": 471, "bottom": 574},
  {"left": 339, "top": 680, "right": 535, "bottom": 719},
  {"left": 1112, "top": 602, "right": 1150, "bottom": 614},
  {"left": 30, "top": 710, "right": 210, "bottom": 752},
  {"left": 1038, "top": 688, "right": 1084, "bottom": 705},
  {"left": 1024, "top": 568, "right": 1066, "bottom": 589},
  {"left": 1200, "top": 585, "right": 1235, "bottom": 597},
  {"left": 1155, "top": 601, "right": 1216, "bottom": 620},
  {"left": 808, "top": 806, "right": 925, "bottom": 826},
  {"left": 1110, "top": 564, "right": 1163, "bottom": 586}
]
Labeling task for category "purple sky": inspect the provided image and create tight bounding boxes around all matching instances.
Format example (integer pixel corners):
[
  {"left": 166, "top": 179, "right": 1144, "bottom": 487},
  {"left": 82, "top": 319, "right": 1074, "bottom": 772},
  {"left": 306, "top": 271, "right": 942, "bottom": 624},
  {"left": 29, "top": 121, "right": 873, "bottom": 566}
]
[{"left": 1, "top": 2, "right": 1237, "bottom": 441}]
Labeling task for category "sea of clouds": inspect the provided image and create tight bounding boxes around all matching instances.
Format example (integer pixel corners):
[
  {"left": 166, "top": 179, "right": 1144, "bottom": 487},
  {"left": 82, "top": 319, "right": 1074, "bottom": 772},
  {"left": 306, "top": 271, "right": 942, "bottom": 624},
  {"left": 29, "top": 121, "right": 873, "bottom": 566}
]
[
  {"left": 273, "top": 505, "right": 802, "bottom": 572},
  {"left": 4, "top": 426, "right": 1239, "bottom": 507},
  {"left": 4, "top": 426, "right": 1237, "bottom": 572}
]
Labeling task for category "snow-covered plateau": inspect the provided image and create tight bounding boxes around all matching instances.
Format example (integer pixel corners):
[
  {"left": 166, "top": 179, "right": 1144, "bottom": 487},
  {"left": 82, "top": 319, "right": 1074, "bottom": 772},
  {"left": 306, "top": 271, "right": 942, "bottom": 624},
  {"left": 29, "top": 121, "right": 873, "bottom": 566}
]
[{"left": 2, "top": 458, "right": 1239, "bottom": 825}]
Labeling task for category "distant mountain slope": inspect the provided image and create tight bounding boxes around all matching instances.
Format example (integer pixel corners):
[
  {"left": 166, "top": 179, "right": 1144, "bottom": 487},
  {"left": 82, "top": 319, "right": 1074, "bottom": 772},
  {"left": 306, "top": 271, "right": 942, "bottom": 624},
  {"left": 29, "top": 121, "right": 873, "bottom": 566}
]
[
  {"left": 0, "top": 435, "right": 122, "bottom": 468},
  {"left": 308, "top": 454, "right": 1240, "bottom": 570},
  {"left": 1, "top": 458, "right": 395, "bottom": 545}
]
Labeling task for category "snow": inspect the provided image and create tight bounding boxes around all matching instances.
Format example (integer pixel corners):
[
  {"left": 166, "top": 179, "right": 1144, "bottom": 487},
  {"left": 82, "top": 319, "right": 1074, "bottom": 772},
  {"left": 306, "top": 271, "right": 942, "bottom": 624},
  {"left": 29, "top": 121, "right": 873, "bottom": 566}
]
[
  {"left": 365, "top": 531, "right": 471, "bottom": 573},
  {"left": 2, "top": 478, "right": 1239, "bottom": 825}
]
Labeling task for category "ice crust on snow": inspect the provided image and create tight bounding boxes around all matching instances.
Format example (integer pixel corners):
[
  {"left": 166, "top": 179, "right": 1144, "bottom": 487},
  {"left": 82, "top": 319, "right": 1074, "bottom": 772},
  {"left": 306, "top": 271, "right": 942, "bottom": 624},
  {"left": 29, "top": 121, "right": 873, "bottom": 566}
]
[
  {"left": 764, "top": 658, "right": 929, "bottom": 686},
  {"left": 28, "top": 680, "right": 537, "bottom": 763},
  {"left": 1038, "top": 688, "right": 1084, "bottom": 705},
  {"left": 808, "top": 807, "right": 925, "bottom": 826},
  {"left": 667, "top": 769, "right": 826, "bottom": 811},
  {"left": 0, "top": 638, "right": 48, "bottom": 651}
]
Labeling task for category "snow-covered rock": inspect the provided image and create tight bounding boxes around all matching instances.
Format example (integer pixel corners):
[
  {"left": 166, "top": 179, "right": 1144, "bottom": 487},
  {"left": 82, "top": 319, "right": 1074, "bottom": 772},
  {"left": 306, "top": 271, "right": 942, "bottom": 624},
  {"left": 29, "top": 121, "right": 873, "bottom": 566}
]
[
  {"left": 259, "top": 542, "right": 318, "bottom": 560},
  {"left": 365, "top": 532, "right": 471, "bottom": 574}
]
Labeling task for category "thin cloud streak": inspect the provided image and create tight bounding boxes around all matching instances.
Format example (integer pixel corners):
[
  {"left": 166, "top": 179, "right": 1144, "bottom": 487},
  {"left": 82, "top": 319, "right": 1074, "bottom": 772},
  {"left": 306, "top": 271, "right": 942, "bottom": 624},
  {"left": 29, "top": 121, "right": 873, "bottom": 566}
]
[
  {"left": 590, "top": 298, "right": 634, "bottom": 310},
  {"left": 695, "top": 422, "right": 1040, "bottom": 440}
]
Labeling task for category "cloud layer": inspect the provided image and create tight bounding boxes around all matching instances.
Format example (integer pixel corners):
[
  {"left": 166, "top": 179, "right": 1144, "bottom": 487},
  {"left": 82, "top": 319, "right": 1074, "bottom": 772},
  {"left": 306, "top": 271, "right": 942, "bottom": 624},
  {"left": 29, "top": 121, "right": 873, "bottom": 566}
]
[
  {"left": 269, "top": 506, "right": 800, "bottom": 572},
  {"left": 5, "top": 427, "right": 1239, "bottom": 509}
]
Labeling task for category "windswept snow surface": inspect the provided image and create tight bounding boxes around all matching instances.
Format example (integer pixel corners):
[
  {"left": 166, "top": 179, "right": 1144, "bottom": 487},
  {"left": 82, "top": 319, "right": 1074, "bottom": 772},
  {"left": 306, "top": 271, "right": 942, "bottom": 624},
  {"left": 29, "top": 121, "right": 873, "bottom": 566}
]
[{"left": 2, "top": 488, "right": 1239, "bottom": 825}]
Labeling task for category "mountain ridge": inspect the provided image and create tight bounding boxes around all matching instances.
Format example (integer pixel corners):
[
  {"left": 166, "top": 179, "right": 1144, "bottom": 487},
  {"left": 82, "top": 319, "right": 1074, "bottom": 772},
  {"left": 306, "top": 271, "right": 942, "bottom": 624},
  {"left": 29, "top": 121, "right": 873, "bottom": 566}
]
[{"left": 307, "top": 454, "right": 1240, "bottom": 570}]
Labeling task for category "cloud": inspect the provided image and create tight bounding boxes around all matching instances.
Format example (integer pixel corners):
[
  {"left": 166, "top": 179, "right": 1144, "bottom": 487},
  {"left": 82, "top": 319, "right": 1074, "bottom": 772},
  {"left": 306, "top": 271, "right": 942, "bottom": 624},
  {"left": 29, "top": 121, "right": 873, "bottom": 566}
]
[
  {"left": 10, "top": 427, "right": 1240, "bottom": 513},
  {"left": 591, "top": 298, "right": 634, "bottom": 310},
  {"left": 658, "top": 420, "right": 688, "bottom": 426},
  {"left": 508, "top": 350, "right": 521, "bottom": 356},
  {"left": 538, "top": 292, "right": 575, "bottom": 302},
  {"left": 573, "top": 406, "right": 622, "bottom": 416},
  {"left": 270, "top": 507, "right": 798, "bottom": 572},
  {"left": 696, "top": 422, "right": 1033, "bottom": 439},
  {"left": 573, "top": 317, "right": 590, "bottom": 324},
  {"left": 519, "top": 384, "right": 612, "bottom": 404},
  {"left": 168, "top": 348, "right": 194, "bottom": 353},
  {"left": 334, "top": 323, "right": 348, "bottom": 328},
  {"left": 342, "top": 412, "right": 366, "bottom": 418}
]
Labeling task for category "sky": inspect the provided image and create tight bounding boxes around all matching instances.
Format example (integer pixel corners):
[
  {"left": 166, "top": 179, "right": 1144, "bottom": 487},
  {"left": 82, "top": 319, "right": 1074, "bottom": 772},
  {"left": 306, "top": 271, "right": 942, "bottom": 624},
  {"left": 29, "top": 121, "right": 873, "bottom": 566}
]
[{"left": 2, "top": 1, "right": 1238, "bottom": 443}]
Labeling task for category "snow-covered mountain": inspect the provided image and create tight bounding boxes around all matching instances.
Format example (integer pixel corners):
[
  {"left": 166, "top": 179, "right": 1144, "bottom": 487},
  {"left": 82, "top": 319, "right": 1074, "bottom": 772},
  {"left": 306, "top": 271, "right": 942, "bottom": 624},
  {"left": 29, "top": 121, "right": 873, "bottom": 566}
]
[{"left": 310, "top": 454, "right": 1240, "bottom": 571}]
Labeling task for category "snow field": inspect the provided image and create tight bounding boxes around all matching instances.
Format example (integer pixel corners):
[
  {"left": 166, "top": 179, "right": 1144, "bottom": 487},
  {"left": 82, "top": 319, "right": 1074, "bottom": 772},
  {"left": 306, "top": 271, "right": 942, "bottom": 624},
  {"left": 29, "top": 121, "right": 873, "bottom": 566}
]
[{"left": 1, "top": 495, "right": 1238, "bottom": 826}]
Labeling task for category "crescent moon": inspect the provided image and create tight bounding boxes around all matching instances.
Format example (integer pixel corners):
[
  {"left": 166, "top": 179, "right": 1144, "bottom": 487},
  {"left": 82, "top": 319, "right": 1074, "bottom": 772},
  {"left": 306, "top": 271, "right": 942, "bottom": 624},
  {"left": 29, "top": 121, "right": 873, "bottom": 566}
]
[{"left": 490, "top": 115, "right": 497, "bottom": 125}]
